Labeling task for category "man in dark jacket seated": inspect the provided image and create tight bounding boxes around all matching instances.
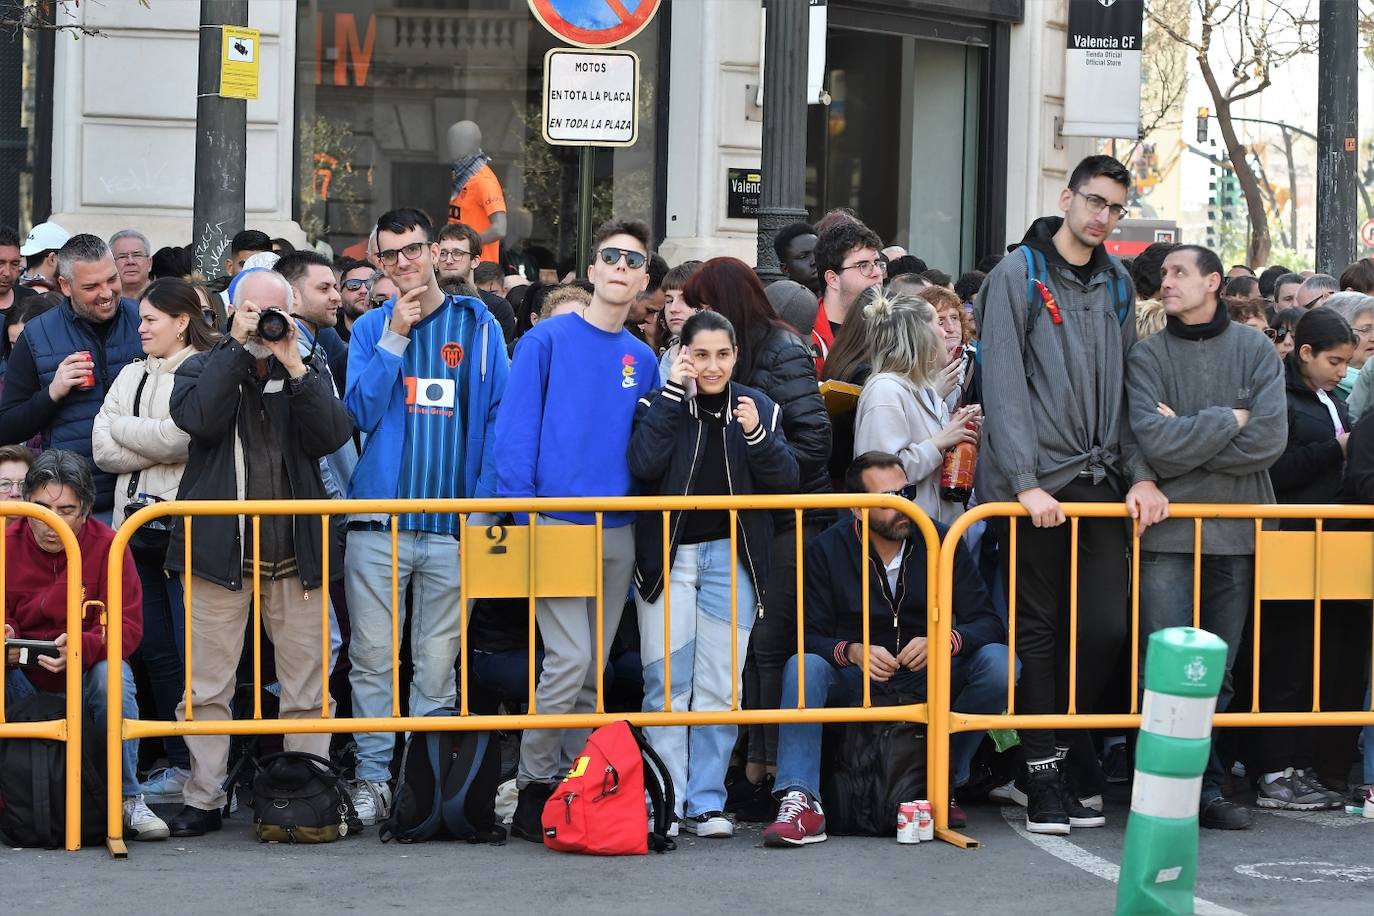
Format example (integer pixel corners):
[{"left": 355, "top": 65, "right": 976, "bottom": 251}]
[
  {"left": 161, "top": 269, "right": 355, "bottom": 837},
  {"left": 763, "top": 451, "right": 1013, "bottom": 847}
]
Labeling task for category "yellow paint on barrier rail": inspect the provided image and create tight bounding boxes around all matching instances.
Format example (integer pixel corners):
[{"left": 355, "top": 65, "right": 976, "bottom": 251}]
[
  {"left": 104, "top": 494, "right": 942, "bottom": 857},
  {"left": 0, "top": 504, "right": 86, "bottom": 850}
]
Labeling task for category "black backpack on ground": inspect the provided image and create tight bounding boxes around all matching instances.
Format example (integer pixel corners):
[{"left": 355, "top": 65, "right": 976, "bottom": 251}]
[
  {"left": 820, "top": 691, "right": 926, "bottom": 836},
  {"left": 251, "top": 751, "right": 360, "bottom": 843},
  {"left": 0, "top": 691, "right": 106, "bottom": 848},
  {"left": 379, "top": 708, "right": 505, "bottom": 844}
]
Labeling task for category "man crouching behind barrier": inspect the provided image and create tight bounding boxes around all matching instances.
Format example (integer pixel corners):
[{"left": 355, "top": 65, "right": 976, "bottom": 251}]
[{"left": 161, "top": 269, "right": 355, "bottom": 837}]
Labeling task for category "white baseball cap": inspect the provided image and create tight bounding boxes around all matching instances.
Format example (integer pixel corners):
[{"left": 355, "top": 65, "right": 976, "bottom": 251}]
[{"left": 19, "top": 221, "right": 71, "bottom": 257}]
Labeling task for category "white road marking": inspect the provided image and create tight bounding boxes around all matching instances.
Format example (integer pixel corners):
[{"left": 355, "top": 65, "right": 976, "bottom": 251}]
[
  {"left": 1256, "top": 808, "right": 1373, "bottom": 829},
  {"left": 999, "top": 807, "right": 1246, "bottom": 916},
  {"left": 1234, "top": 860, "right": 1374, "bottom": 884}
]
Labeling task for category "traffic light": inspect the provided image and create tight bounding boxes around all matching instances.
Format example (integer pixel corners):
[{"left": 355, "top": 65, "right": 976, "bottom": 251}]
[{"left": 1197, "top": 107, "right": 1209, "bottom": 144}]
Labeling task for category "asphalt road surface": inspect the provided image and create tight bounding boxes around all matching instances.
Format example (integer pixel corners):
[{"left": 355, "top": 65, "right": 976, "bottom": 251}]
[{"left": 4, "top": 791, "right": 1370, "bottom": 915}]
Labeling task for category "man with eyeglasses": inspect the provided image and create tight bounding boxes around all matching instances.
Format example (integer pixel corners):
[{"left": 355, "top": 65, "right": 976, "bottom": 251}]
[
  {"left": 762, "top": 451, "right": 1010, "bottom": 847},
  {"left": 0, "top": 444, "right": 33, "bottom": 499},
  {"left": 975, "top": 154, "right": 1168, "bottom": 836},
  {"left": 496, "top": 218, "right": 658, "bottom": 843},
  {"left": 811, "top": 221, "right": 884, "bottom": 374},
  {"left": 342, "top": 207, "right": 509, "bottom": 827},
  {"left": 435, "top": 222, "right": 517, "bottom": 345},
  {"left": 109, "top": 229, "right": 153, "bottom": 301},
  {"left": 1295, "top": 273, "right": 1338, "bottom": 311},
  {"left": 1126, "top": 244, "right": 1285, "bottom": 831},
  {"left": 336, "top": 258, "right": 376, "bottom": 342}
]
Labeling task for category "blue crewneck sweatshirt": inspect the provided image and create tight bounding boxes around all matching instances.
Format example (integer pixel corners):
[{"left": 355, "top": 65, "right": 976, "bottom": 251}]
[{"left": 495, "top": 312, "right": 658, "bottom": 526}]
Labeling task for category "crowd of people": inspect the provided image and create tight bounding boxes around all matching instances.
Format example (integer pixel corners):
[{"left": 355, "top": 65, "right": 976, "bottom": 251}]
[{"left": 1, "top": 153, "right": 1373, "bottom": 852}]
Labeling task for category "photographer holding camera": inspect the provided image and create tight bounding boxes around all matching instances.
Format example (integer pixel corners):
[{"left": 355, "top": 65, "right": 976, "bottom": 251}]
[
  {"left": 92, "top": 277, "right": 219, "bottom": 805},
  {"left": 162, "top": 269, "right": 355, "bottom": 837}
]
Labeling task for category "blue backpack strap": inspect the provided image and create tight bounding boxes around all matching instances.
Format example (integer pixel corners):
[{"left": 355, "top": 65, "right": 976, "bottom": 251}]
[
  {"left": 1106, "top": 256, "right": 1131, "bottom": 326},
  {"left": 1020, "top": 246, "right": 1048, "bottom": 339}
]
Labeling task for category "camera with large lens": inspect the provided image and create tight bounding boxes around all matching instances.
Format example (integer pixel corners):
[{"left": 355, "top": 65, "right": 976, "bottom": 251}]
[{"left": 256, "top": 308, "right": 291, "bottom": 343}]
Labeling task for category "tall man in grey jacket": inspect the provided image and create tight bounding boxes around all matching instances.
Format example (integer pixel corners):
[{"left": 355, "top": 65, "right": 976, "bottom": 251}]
[
  {"left": 975, "top": 155, "right": 1169, "bottom": 835},
  {"left": 1126, "top": 244, "right": 1285, "bottom": 831}
]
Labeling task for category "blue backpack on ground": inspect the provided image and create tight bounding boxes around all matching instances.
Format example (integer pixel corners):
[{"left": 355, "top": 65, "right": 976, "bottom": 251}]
[{"left": 378, "top": 708, "right": 506, "bottom": 844}]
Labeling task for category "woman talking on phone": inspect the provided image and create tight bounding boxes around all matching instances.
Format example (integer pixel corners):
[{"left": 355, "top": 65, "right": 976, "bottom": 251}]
[{"left": 628, "top": 310, "right": 799, "bottom": 839}]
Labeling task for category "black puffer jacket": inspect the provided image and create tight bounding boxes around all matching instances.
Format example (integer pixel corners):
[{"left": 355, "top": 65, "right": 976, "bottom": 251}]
[
  {"left": 742, "top": 327, "right": 831, "bottom": 495},
  {"left": 1269, "top": 357, "right": 1349, "bottom": 512}
]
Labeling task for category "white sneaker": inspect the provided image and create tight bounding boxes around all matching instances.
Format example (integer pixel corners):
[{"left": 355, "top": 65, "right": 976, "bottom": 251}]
[
  {"left": 682, "top": 811, "right": 734, "bottom": 838},
  {"left": 139, "top": 766, "right": 190, "bottom": 805},
  {"left": 348, "top": 779, "right": 392, "bottom": 826},
  {"left": 123, "top": 795, "right": 169, "bottom": 841}
]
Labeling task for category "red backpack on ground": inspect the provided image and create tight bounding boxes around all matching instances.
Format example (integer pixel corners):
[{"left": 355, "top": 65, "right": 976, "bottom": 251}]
[{"left": 541, "top": 720, "right": 675, "bottom": 855}]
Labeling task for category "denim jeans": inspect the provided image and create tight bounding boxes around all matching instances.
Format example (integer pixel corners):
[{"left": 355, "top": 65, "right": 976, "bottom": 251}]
[
  {"left": 1138, "top": 551, "right": 1251, "bottom": 802},
  {"left": 637, "top": 539, "right": 757, "bottom": 817},
  {"left": 6, "top": 661, "right": 141, "bottom": 796},
  {"left": 345, "top": 529, "right": 463, "bottom": 783},
  {"left": 774, "top": 643, "right": 1014, "bottom": 800},
  {"left": 134, "top": 559, "right": 189, "bottom": 769}
]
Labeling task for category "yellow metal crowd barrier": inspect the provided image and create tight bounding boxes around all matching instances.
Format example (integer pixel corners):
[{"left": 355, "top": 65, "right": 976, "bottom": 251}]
[
  {"left": 931, "top": 502, "right": 1374, "bottom": 848},
  {"left": 104, "top": 495, "right": 942, "bottom": 857},
  {"left": 0, "top": 503, "right": 87, "bottom": 851}
]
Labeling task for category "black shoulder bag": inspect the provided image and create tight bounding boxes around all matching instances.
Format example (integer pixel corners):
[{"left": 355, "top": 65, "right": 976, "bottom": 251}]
[{"left": 122, "top": 370, "right": 172, "bottom": 565}]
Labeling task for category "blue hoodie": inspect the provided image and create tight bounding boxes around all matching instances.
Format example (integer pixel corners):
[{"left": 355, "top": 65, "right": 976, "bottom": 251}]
[{"left": 345, "top": 293, "right": 508, "bottom": 533}]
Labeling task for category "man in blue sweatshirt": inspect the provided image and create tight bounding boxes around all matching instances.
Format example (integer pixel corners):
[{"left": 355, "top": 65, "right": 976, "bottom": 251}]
[
  {"left": 497, "top": 218, "right": 658, "bottom": 842},
  {"left": 343, "top": 208, "right": 508, "bottom": 826}
]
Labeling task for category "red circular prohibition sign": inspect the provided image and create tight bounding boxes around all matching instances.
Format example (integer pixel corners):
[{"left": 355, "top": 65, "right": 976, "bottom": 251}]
[{"left": 529, "top": 0, "right": 661, "bottom": 48}]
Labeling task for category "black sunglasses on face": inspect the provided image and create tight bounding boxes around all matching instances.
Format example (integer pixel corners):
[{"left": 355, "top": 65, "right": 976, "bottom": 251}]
[
  {"left": 878, "top": 485, "right": 920, "bottom": 502},
  {"left": 1264, "top": 327, "right": 1290, "bottom": 343},
  {"left": 598, "top": 247, "right": 647, "bottom": 270},
  {"left": 341, "top": 278, "right": 368, "bottom": 291}
]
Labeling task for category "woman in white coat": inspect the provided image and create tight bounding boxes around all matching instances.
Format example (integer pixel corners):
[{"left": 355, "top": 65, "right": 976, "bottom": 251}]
[
  {"left": 93, "top": 277, "right": 218, "bottom": 804},
  {"left": 852, "top": 291, "right": 979, "bottom": 526}
]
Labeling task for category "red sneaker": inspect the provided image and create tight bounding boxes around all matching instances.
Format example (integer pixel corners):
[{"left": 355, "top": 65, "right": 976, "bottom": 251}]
[
  {"left": 949, "top": 799, "right": 967, "bottom": 829},
  {"left": 762, "top": 790, "right": 828, "bottom": 847}
]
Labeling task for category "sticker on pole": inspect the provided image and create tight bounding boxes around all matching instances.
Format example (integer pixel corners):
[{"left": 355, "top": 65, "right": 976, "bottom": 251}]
[
  {"left": 219, "top": 26, "right": 260, "bottom": 100},
  {"left": 542, "top": 48, "right": 639, "bottom": 147},
  {"left": 529, "top": 0, "right": 661, "bottom": 49},
  {"left": 1360, "top": 218, "right": 1374, "bottom": 251}
]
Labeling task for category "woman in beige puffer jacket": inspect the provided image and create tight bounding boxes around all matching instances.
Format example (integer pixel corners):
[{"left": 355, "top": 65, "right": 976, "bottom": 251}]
[{"left": 91, "top": 277, "right": 219, "bottom": 799}]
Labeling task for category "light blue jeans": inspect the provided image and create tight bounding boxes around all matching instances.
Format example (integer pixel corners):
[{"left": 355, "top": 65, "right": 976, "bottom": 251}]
[
  {"left": 345, "top": 529, "right": 463, "bottom": 783},
  {"left": 638, "top": 539, "right": 757, "bottom": 818},
  {"left": 6, "top": 661, "right": 141, "bottom": 796}
]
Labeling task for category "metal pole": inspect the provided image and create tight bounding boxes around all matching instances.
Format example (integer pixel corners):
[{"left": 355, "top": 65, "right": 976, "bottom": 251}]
[
  {"left": 577, "top": 146, "right": 594, "bottom": 279},
  {"left": 754, "top": 0, "right": 810, "bottom": 283},
  {"left": 1315, "top": 0, "right": 1358, "bottom": 275},
  {"left": 191, "top": 0, "right": 247, "bottom": 299}
]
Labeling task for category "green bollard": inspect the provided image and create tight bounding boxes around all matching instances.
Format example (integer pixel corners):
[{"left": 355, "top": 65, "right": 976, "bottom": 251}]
[{"left": 1115, "top": 627, "right": 1228, "bottom": 916}]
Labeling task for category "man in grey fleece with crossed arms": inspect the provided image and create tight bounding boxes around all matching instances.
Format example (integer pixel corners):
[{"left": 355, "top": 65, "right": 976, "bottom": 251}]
[
  {"left": 975, "top": 154, "right": 1168, "bottom": 837},
  {"left": 1126, "top": 244, "right": 1285, "bottom": 832}
]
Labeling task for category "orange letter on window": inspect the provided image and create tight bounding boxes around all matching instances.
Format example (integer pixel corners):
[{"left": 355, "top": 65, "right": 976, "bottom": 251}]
[{"left": 334, "top": 13, "right": 375, "bottom": 87}]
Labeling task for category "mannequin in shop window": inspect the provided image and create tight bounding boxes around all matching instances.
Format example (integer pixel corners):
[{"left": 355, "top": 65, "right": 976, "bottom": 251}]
[{"left": 446, "top": 121, "right": 507, "bottom": 267}]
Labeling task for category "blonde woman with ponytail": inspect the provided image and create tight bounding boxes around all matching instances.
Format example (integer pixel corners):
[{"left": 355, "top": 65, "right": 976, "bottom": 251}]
[{"left": 852, "top": 292, "right": 980, "bottom": 524}]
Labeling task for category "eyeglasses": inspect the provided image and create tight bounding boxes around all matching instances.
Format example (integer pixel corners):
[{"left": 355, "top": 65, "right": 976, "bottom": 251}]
[
  {"left": 1264, "top": 327, "right": 1291, "bottom": 343},
  {"left": 341, "top": 278, "right": 368, "bottom": 292},
  {"left": 0, "top": 478, "right": 23, "bottom": 493},
  {"left": 839, "top": 259, "right": 882, "bottom": 278},
  {"left": 114, "top": 251, "right": 149, "bottom": 262},
  {"left": 370, "top": 295, "right": 390, "bottom": 307},
  {"left": 1354, "top": 325, "right": 1374, "bottom": 338},
  {"left": 597, "top": 247, "right": 647, "bottom": 270},
  {"left": 437, "top": 249, "right": 473, "bottom": 262},
  {"left": 1071, "top": 190, "right": 1129, "bottom": 220},
  {"left": 378, "top": 242, "right": 428, "bottom": 266}
]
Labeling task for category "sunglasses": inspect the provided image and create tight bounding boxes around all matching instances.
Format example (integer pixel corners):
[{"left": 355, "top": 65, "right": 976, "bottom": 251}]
[
  {"left": 597, "top": 247, "right": 647, "bottom": 270},
  {"left": 878, "top": 485, "right": 920, "bottom": 501},
  {"left": 1264, "top": 327, "right": 1291, "bottom": 343},
  {"left": 341, "top": 278, "right": 368, "bottom": 292}
]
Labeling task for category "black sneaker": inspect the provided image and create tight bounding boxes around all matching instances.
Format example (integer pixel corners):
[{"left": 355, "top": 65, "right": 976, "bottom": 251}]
[
  {"left": 1025, "top": 761, "right": 1070, "bottom": 835},
  {"left": 731, "top": 774, "right": 778, "bottom": 823},
  {"left": 1058, "top": 769, "right": 1105, "bottom": 828},
  {"left": 1101, "top": 743, "right": 1132, "bottom": 784},
  {"left": 1199, "top": 796, "right": 1252, "bottom": 830},
  {"left": 511, "top": 781, "right": 554, "bottom": 844},
  {"left": 1293, "top": 769, "right": 1344, "bottom": 809}
]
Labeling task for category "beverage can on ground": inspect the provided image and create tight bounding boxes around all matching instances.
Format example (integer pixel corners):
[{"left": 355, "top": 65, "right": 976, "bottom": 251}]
[
  {"left": 915, "top": 799, "right": 934, "bottom": 841},
  {"left": 897, "top": 802, "right": 921, "bottom": 844}
]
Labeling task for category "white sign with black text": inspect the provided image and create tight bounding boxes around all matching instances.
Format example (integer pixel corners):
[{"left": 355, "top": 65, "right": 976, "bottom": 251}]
[
  {"left": 1062, "top": 0, "right": 1144, "bottom": 139},
  {"left": 542, "top": 48, "right": 639, "bottom": 148}
]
